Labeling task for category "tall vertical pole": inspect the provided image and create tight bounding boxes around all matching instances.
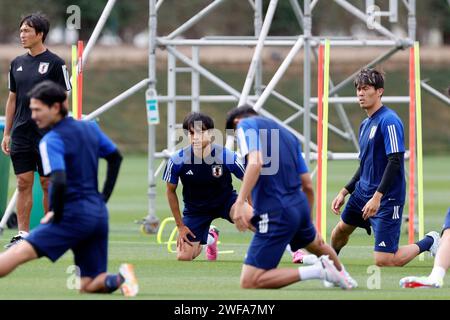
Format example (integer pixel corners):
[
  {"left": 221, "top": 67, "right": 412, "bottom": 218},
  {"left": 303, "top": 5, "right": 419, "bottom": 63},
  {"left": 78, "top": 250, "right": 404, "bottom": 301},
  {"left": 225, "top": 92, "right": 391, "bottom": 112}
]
[
  {"left": 414, "top": 41, "right": 425, "bottom": 261},
  {"left": 408, "top": 0, "right": 416, "bottom": 42},
  {"left": 254, "top": 0, "right": 264, "bottom": 97},
  {"left": 146, "top": 0, "right": 159, "bottom": 231},
  {"left": 408, "top": 46, "right": 416, "bottom": 245},
  {"left": 303, "top": 0, "right": 312, "bottom": 165},
  {"left": 191, "top": 46, "right": 200, "bottom": 112},
  {"left": 316, "top": 43, "right": 324, "bottom": 237},
  {"left": 167, "top": 52, "right": 177, "bottom": 151}
]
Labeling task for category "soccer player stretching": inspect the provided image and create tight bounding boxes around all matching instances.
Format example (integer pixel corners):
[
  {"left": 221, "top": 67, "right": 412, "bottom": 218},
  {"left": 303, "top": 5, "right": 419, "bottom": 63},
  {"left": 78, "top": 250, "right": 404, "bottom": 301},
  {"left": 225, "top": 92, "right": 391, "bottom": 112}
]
[
  {"left": 163, "top": 112, "right": 253, "bottom": 261},
  {"left": 226, "top": 106, "right": 356, "bottom": 290},
  {"left": 0, "top": 81, "right": 138, "bottom": 296},
  {"left": 330, "top": 69, "right": 439, "bottom": 268},
  {"left": 400, "top": 208, "right": 450, "bottom": 288},
  {"left": 400, "top": 87, "right": 450, "bottom": 288}
]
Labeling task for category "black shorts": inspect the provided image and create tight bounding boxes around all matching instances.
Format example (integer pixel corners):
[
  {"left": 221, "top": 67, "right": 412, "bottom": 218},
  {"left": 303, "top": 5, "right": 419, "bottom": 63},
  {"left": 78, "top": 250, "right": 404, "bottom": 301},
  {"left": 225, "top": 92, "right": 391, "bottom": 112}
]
[
  {"left": 10, "top": 123, "right": 46, "bottom": 176},
  {"left": 10, "top": 149, "right": 45, "bottom": 176}
]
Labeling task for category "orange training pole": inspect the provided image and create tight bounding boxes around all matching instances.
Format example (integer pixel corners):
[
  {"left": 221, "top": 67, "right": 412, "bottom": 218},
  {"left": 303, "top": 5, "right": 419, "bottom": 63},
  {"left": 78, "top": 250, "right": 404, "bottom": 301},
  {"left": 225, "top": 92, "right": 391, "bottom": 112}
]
[
  {"left": 77, "top": 41, "right": 84, "bottom": 119},
  {"left": 316, "top": 43, "right": 324, "bottom": 235}
]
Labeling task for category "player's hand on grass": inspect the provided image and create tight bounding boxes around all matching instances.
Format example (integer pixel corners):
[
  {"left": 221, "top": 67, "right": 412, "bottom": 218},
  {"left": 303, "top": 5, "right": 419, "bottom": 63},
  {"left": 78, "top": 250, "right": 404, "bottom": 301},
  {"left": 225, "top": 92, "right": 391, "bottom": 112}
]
[
  {"left": 362, "top": 195, "right": 381, "bottom": 220},
  {"left": 331, "top": 192, "right": 346, "bottom": 215},
  {"left": 177, "top": 225, "right": 195, "bottom": 249},
  {"left": 1, "top": 135, "right": 10, "bottom": 155},
  {"left": 41, "top": 211, "right": 54, "bottom": 224}
]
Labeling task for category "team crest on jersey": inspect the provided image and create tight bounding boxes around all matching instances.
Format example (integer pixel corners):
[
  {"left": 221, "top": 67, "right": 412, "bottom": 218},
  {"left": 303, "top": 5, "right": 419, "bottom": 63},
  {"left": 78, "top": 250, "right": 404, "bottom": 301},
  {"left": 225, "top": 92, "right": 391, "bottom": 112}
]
[
  {"left": 212, "top": 165, "right": 223, "bottom": 178},
  {"left": 369, "top": 125, "right": 377, "bottom": 139},
  {"left": 38, "top": 62, "right": 50, "bottom": 74}
]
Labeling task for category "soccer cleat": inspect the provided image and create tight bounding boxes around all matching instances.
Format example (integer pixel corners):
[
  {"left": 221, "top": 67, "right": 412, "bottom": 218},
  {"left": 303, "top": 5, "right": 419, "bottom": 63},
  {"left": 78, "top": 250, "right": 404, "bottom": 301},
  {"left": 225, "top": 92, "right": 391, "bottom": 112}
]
[
  {"left": 292, "top": 249, "right": 319, "bottom": 265},
  {"left": 119, "top": 264, "right": 139, "bottom": 297},
  {"left": 399, "top": 276, "right": 443, "bottom": 289},
  {"left": 317, "top": 255, "right": 352, "bottom": 290},
  {"left": 206, "top": 226, "right": 219, "bottom": 261},
  {"left": 4, "top": 234, "right": 25, "bottom": 249},
  {"left": 323, "top": 269, "right": 358, "bottom": 289},
  {"left": 426, "top": 231, "right": 440, "bottom": 257},
  {"left": 292, "top": 249, "right": 306, "bottom": 264}
]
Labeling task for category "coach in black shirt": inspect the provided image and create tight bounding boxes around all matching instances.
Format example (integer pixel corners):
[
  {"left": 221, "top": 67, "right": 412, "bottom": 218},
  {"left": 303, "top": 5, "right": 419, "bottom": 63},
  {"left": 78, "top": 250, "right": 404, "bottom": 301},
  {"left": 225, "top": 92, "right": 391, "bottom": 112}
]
[{"left": 1, "top": 13, "right": 71, "bottom": 248}]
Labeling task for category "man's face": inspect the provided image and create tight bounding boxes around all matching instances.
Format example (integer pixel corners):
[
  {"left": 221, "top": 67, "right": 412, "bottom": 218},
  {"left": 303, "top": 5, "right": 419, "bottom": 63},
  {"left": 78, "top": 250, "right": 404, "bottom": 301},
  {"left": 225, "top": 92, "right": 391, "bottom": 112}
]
[
  {"left": 30, "top": 98, "right": 59, "bottom": 129},
  {"left": 189, "top": 126, "right": 211, "bottom": 150},
  {"left": 20, "top": 23, "right": 43, "bottom": 49},
  {"left": 356, "top": 84, "right": 383, "bottom": 110}
]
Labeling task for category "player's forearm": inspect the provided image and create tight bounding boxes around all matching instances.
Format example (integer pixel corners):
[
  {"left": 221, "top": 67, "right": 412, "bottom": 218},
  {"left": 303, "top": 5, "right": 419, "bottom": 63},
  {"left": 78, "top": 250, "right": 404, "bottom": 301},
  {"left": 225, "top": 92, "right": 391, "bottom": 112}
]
[
  {"left": 237, "top": 153, "right": 262, "bottom": 203},
  {"left": 166, "top": 190, "right": 183, "bottom": 227},
  {"left": 3, "top": 95, "right": 16, "bottom": 136},
  {"left": 343, "top": 165, "right": 361, "bottom": 195},
  {"left": 376, "top": 152, "right": 403, "bottom": 197},
  {"left": 102, "top": 150, "right": 123, "bottom": 202},
  {"left": 50, "top": 170, "right": 67, "bottom": 223}
]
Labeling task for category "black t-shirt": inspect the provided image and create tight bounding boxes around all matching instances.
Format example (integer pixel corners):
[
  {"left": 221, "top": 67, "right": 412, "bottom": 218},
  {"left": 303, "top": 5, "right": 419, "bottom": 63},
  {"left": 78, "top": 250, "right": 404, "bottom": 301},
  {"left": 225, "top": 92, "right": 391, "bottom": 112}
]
[{"left": 8, "top": 49, "right": 71, "bottom": 152}]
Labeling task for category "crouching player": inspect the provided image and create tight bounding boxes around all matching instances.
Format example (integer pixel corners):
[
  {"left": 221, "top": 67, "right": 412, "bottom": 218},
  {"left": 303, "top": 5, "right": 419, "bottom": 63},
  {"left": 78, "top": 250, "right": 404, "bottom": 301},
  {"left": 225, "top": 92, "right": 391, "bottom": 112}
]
[
  {"left": 163, "top": 112, "right": 253, "bottom": 261},
  {"left": 0, "top": 81, "right": 138, "bottom": 296},
  {"left": 226, "top": 106, "right": 357, "bottom": 290}
]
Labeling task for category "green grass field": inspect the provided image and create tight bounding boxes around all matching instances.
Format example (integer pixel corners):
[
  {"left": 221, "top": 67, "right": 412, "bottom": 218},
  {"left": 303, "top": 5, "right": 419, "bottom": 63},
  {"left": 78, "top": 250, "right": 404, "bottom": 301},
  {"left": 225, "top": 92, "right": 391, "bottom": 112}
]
[{"left": 2, "top": 155, "right": 450, "bottom": 300}]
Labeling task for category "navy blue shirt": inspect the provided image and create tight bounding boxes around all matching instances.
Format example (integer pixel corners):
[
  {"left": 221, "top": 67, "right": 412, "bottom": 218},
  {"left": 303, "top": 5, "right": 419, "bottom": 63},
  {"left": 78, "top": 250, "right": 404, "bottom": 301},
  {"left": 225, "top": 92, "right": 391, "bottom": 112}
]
[
  {"left": 236, "top": 116, "right": 309, "bottom": 215},
  {"left": 163, "top": 144, "right": 245, "bottom": 213},
  {"left": 356, "top": 106, "right": 406, "bottom": 205},
  {"left": 39, "top": 118, "right": 117, "bottom": 217}
]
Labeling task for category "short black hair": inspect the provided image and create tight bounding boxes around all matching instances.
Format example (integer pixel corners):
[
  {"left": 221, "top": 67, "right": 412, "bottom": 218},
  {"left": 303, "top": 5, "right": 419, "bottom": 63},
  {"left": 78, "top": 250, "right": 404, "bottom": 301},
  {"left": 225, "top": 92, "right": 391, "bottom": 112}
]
[
  {"left": 354, "top": 68, "right": 384, "bottom": 90},
  {"left": 28, "top": 80, "right": 68, "bottom": 117},
  {"left": 20, "top": 13, "right": 50, "bottom": 43},
  {"left": 225, "top": 105, "right": 258, "bottom": 130},
  {"left": 182, "top": 112, "right": 214, "bottom": 132}
]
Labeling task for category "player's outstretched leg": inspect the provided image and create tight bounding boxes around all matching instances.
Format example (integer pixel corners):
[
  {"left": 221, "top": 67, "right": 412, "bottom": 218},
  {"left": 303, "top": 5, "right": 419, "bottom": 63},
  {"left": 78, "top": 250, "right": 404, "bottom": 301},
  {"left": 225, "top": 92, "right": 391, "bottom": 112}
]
[
  {"left": 0, "top": 241, "right": 38, "bottom": 276},
  {"left": 80, "top": 263, "right": 139, "bottom": 297},
  {"left": 374, "top": 231, "right": 440, "bottom": 267},
  {"left": 400, "top": 228, "right": 450, "bottom": 289},
  {"left": 304, "top": 233, "right": 358, "bottom": 289}
]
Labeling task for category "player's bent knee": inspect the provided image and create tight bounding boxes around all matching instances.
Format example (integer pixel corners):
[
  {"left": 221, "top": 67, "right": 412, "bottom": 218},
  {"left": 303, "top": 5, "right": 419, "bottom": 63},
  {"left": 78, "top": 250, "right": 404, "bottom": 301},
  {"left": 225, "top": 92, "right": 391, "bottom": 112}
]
[
  {"left": 240, "top": 275, "right": 257, "bottom": 289},
  {"left": 176, "top": 252, "right": 194, "bottom": 261},
  {"left": 16, "top": 176, "right": 33, "bottom": 193},
  {"left": 374, "top": 255, "right": 396, "bottom": 267}
]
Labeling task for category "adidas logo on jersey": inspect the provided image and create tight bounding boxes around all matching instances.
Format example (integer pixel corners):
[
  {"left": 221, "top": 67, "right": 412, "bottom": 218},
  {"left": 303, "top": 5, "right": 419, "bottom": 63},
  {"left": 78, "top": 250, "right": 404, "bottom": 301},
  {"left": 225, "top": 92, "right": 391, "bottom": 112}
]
[
  {"left": 186, "top": 170, "right": 194, "bottom": 175},
  {"left": 378, "top": 241, "right": 386, "bottom": 247},
  {"left": 17, "top": 66, "right": 23, "bottom": 72}
]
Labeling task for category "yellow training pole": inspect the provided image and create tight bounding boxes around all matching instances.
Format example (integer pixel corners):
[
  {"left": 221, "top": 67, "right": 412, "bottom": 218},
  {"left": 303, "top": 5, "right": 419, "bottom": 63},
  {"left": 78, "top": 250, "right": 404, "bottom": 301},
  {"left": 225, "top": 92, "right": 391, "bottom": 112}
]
[
  {"left": 321, "top": 39, "right": 331, "bottom": 242},
  {"left": 71, "top": 45, "right": 78, "bottom": 119},
  {"left": 414, "top": 42, "right": 425, "bottom": 261}
]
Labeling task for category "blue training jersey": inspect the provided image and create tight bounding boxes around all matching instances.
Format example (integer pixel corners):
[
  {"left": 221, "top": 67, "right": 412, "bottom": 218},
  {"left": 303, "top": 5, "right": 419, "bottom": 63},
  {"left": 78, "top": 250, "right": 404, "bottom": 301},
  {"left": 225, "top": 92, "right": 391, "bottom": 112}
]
[
  {"left": 39, "top": 117, "right": 117, "bottom": 216},
  {"left": 162, "top": 144, "right": 245, "bottom": 213},
  {"left": 236, "top": 116, "right": 309, "bottom": 215},
  {"left": 356, "top": 105, "right": 406, "bottom": 205}
]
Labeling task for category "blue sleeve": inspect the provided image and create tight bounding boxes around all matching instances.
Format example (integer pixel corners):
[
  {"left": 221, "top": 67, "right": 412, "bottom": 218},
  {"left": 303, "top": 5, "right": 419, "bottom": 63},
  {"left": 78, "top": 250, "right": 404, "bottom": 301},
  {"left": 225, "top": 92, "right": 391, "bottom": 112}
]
[
  {"left": 381, "top": 116, "right": 405, "bottom": 155},
  {"left": 297, "top": 143, "right": 308, "bottom": 175},
  {"left": 90, "top": 122, "right": 118, "bottom": 158},
  {"left": 162, "top": 157, "right": 181, "bottom": 185},
  {"left": 39, "top": 132, "right": 66, "bottom": 175},
  {"left": 358, "top": 120, "right": 366, "bottom": 160},
  {"left": 224, "top": 149, "right": 245, "bottom": 180},
  {"left": 236, "top": 118, "right": 261, "bottom": 157}
]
